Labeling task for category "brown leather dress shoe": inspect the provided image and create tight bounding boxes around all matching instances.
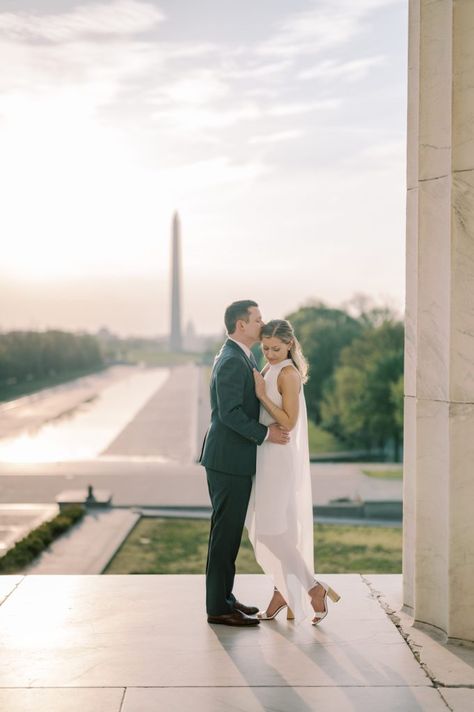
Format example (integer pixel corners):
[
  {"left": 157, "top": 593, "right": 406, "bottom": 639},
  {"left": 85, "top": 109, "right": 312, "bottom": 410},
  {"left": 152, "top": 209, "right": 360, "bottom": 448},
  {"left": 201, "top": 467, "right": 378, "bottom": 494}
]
[
  {"left": 207, "top": 609, "right": 260, "bottom": 626},
  {"left": 233, "top": 600, "right": 259, "bottom": 616}
]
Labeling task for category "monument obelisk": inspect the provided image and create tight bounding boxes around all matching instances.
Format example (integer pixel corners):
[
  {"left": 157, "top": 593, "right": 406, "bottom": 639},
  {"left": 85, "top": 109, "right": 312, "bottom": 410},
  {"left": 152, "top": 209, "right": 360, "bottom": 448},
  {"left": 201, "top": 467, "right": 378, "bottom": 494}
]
[{"left": 169, "top": 211, "right": 183, "bottom": 352}]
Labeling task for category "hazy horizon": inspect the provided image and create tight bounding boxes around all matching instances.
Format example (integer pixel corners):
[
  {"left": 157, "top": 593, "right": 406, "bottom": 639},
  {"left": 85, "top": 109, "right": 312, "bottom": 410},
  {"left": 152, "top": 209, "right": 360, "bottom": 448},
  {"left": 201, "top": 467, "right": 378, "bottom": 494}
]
[
  {"left": 1, "top": 274, "right": 402, "bottom": 338},
  {"left": 1, "top": 0, "right": 408, "bottom": 336}
]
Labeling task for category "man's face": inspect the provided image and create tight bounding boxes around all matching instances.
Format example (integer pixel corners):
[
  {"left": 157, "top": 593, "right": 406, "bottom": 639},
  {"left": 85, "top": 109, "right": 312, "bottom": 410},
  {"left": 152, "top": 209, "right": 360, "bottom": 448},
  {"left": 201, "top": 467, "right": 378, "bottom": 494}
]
[{"left": 241, "top": 306, "right": 264, "bottom": 344}]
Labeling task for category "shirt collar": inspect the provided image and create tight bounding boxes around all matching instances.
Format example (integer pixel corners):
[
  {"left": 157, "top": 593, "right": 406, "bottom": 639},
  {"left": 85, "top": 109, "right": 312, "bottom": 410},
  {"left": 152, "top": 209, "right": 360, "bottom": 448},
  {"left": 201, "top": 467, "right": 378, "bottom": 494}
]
[{"left": 228, "top": 336, "right": 252, "bottom": 359}]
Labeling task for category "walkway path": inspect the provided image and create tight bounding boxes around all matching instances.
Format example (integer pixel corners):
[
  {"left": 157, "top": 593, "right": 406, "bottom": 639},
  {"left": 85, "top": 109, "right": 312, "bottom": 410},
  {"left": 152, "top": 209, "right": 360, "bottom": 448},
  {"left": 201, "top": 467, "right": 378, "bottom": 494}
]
[
  {"left": 0, "top": 573, "right": 471, "bottom": 711},
  {"left": 101, "top": 363, "right": 200, "bottom": 462},
  {"left": 0, "top": 462, "right": 401, "bottom": 507},
  {"left": 24, "top": 509, "right": 140, "bottom": 574}
]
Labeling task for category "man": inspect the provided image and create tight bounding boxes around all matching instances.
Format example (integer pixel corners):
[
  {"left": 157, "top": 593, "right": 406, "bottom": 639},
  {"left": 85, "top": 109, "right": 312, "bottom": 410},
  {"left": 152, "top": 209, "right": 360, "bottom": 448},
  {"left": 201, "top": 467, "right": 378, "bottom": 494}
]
[{"left": 199, "top": 300, "right": 290, "bottom": 626}]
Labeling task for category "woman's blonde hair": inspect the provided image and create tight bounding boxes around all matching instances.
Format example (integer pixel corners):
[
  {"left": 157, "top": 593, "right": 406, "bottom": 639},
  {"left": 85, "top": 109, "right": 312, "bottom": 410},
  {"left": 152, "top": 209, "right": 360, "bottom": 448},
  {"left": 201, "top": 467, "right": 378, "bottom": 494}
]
[{"left": 260, "top": 319, "right": 309, "bottom": 384}]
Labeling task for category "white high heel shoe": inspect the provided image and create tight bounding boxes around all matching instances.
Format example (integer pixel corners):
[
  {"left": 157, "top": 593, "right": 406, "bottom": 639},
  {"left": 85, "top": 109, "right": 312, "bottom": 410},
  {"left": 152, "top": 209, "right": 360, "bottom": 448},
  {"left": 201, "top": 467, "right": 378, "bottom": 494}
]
[
  {"left": 309, "top": 579, "right": 341, "bottom": 625},
  {"left": 257, "top": 587, "right": 295, "bottom": 621},
  {"left": 257, "top": 605, "right": 295, "bottom": 621}
]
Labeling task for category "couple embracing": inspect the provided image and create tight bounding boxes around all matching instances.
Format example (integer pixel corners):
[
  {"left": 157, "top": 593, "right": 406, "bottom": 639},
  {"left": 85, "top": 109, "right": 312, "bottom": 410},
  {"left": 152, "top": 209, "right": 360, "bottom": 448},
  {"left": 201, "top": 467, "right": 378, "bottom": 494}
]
[{"left": 199, "top": 300, "right": 341, "bottom": 627}]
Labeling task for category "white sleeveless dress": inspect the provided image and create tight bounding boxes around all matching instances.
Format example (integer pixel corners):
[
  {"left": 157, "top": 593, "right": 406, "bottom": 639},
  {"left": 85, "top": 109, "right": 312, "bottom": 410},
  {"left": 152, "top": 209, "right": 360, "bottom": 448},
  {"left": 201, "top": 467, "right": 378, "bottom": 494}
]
[{"left": 245, "top": 358, "right": 316, "bottom": 624}]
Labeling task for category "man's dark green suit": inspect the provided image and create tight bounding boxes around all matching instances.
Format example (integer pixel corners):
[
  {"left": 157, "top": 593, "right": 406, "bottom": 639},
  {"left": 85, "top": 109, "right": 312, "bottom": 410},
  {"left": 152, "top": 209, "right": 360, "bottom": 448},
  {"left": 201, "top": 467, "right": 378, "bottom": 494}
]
[{"left": 199, "top": 338, "right": 268, "bottom": 615}]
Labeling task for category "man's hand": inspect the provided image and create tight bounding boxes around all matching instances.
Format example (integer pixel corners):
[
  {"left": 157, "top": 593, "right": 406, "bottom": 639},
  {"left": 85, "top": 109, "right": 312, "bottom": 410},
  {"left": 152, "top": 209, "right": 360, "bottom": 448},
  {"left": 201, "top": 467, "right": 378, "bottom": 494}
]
[
  {"left": 253, "top": 368, "right": 266, "bottom": 400},
  {"left": 267, "top": 422, "right": 290, "bottom": 444}
]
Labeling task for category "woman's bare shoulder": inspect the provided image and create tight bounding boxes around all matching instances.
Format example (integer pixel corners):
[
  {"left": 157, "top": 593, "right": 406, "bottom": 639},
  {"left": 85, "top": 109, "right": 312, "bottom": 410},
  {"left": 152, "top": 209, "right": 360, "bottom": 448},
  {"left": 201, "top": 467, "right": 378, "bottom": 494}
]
[
  {"left": 278, "top": 365, "right": 301, "bottom": 389},
  {"left": 280, "top": 363, "right": 300, "bottom": 378}
]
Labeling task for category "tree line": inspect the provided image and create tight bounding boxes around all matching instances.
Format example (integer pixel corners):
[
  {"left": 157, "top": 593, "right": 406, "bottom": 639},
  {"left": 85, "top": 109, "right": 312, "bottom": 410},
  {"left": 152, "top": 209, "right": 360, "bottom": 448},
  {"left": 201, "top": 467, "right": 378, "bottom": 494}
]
[
  {"left": 284, "top": 298, "right": 404, "bottom": 459},
  {"left": 0, "top": 330, "right": 104, "bottom": 387}
]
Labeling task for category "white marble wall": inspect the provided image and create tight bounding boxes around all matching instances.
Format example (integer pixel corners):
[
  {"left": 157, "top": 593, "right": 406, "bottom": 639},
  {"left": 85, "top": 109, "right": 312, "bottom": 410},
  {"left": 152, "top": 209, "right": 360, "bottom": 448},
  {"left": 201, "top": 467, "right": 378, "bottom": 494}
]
[{"left": 404, "top": 0, "right": 474, "bottom": 643}]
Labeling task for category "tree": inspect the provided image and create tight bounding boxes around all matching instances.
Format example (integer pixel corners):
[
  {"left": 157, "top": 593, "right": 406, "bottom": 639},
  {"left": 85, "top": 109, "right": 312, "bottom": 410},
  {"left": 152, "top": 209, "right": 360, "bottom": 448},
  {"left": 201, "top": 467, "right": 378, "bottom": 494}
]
[
  {"left": 0, "top": 330, "right": 104, "bottom": 391},
  {"left": 285, "top": 301, "right": 363, "bottom": 423},
  {"left": 390, "top": 373, "right": 404, "bottom": 433},
  {"left": 320, "top": 321, "right": 404, "bottom": 458}
]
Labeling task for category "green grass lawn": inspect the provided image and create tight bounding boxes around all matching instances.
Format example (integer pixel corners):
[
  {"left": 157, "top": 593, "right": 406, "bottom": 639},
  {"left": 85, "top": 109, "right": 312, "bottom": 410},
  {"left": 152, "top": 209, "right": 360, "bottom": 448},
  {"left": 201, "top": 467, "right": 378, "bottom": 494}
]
[
  {"left": 104, "top": 518, "right": 402, "bottom": 575},
  {"left": 362, "top": 468, "right": 403, "bottom": 479},
  {"left": 307, "top": 421, "right": 348, "bottom": 455}
]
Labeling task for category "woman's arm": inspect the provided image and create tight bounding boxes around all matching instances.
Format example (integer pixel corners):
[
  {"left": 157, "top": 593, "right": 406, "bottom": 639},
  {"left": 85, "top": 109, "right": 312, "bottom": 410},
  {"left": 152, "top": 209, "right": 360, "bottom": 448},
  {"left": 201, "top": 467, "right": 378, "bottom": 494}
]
[{"left": 253, "top": 367, "right": 300, "bottom": 430}]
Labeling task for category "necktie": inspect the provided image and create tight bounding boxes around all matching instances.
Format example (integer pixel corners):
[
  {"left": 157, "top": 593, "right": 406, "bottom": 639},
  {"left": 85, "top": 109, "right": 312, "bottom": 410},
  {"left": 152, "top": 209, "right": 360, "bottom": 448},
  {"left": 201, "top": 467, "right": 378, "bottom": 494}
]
[{"left": 249, "top": 352, "right": 258, "bottom": 369}]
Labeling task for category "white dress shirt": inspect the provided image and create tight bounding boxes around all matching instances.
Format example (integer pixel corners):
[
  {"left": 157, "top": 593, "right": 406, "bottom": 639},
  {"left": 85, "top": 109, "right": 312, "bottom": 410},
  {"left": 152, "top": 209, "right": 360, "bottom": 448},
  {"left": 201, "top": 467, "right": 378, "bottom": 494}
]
[{"left": 228, "top": 336, "right": 253, "bottom": 360}]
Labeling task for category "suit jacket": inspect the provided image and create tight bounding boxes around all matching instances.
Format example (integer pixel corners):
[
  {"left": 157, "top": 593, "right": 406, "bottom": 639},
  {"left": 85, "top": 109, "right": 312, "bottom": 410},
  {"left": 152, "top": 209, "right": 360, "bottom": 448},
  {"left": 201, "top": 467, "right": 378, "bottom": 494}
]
[{"left": 199, "top": 338, "right": 268, "bottom": 476}]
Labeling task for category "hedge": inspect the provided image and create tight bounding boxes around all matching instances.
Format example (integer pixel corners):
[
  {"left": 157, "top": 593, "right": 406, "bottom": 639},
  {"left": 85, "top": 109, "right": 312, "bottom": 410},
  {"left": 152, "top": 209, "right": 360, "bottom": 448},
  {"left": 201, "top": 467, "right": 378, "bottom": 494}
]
[{"left": 0, "top": 506, "right": 85, "bottom": 573}]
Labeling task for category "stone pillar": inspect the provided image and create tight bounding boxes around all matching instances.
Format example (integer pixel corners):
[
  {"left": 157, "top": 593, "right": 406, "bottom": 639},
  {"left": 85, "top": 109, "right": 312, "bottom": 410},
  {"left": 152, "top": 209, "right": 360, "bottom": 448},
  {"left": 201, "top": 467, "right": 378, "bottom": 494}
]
[{"left": 403, "top": 0, "right": 474, "bottom": 644}]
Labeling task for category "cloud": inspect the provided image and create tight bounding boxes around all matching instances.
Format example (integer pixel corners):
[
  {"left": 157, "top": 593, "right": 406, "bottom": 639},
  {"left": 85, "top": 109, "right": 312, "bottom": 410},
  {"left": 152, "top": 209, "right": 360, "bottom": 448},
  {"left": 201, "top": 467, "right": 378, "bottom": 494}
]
[
  {"left": 298, "top": 55, "right": 386, "bottom": 82},
  {"left": 223, "top": 59, "right": 293, "bottom": 80},
  {"left": 256, "top": 0, "right": 402, "bottom": 58},
  {"left": 160, "top": 42, "right": 217, "bottom": 60},
  {"left": 153, "top": 71, "right": 229, "bottom": 105},
  {"left": 267, "top": 99, "right": 341, "bottom": 116},
  {"left": 152, "top": 104, "right": 261, "bottom": 131},
  {"left": 358, "top": 139, "right": 406, "bottom": 161},
  {"left": 0, "top": 3, "right": 221, "bottom": 130},
  {"left": 249, "top": 129, "right": 303, "bottom": 145},
  {"left": 0, "top": 0, "right": 163, "bottom": 42},
  {"left": 0, "top": 2, "right": 167, "bottom": 104},
  {"left": 151, "top": 97, "right": 340, "bottom": 134},
  {"left": 167, "top": 156, "right": 267, "bottom": 187}
]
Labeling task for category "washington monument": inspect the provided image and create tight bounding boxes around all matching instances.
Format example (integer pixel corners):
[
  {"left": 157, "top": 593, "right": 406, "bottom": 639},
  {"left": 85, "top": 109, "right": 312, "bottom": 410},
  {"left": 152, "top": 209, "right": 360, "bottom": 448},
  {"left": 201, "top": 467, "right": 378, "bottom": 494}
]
[{"left": 169, "top": 211, "right": 183, "bottom": 352}]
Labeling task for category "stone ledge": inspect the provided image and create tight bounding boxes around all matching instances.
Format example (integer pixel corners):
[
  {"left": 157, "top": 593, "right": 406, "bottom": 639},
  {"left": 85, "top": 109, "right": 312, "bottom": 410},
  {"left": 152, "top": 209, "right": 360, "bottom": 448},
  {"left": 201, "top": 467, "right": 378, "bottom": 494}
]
[{"left": 363, "top": 574, "right": 474, "bottom": 687}]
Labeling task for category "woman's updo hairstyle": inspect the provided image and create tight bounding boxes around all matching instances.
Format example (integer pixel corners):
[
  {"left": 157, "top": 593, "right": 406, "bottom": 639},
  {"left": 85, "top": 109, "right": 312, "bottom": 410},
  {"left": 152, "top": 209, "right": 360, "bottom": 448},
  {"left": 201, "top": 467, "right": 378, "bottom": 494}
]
[{"left": 260, "top": 319, "right": 309, "bottom": 384}]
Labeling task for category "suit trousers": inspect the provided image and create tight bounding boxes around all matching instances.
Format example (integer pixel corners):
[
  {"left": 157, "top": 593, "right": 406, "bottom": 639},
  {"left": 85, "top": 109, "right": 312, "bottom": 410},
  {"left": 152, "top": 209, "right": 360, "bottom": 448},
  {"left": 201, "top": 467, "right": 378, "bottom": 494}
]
[{"left": 205, "top": 467, "right": 253, "bottom": 615}]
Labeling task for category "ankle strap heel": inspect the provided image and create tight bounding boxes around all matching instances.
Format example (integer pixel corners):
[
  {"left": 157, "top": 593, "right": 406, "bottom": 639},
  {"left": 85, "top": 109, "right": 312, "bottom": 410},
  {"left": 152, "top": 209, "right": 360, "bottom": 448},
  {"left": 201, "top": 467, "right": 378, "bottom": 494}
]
[
  {"left": 313, "top": 579, "right": 341, "bottom": 603},
  {"left": 310, "top": 579, "right": 341, "bottom": 625}
]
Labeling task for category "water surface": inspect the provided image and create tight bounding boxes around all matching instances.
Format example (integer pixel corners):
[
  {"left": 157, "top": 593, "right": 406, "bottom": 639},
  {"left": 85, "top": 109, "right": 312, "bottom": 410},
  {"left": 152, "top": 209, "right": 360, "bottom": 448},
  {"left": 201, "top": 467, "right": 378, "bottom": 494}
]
[{"left": 0, "top": 369, "right": 169, "bottom": 463}]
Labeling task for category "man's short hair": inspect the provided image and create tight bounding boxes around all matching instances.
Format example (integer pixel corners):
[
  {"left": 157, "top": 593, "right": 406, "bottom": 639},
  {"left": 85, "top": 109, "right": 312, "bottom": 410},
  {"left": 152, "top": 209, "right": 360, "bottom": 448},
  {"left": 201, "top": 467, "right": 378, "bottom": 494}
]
[{"left": 224, "top": 300, "right": 258, "bottom": 334}]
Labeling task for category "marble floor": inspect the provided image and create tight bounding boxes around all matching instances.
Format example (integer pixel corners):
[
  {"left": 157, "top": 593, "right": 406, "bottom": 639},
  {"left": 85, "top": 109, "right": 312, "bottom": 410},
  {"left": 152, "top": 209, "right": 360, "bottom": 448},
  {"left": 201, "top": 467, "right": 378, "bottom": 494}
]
[{"left": 0, "top": 574, "right": 472, "bottom": 711}]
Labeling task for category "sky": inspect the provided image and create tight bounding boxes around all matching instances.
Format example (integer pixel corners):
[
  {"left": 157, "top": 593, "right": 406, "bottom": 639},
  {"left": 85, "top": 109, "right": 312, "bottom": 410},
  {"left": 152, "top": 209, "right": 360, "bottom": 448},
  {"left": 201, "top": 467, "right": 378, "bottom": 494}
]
[{"left": 0, "top": 0, "right": 408, "bottom": 336}]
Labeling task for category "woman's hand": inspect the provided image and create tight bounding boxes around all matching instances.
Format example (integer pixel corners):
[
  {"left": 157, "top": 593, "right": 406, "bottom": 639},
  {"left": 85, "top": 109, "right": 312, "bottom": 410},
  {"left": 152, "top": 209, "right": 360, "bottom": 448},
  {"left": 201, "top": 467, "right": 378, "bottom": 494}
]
[{"left": 253, "top": 368, "right": 266, "bottom": 400}]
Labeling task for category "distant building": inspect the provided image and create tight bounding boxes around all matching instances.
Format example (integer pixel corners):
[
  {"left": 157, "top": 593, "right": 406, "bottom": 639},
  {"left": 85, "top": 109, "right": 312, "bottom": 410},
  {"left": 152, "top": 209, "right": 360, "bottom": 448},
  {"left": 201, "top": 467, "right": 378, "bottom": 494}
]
[
  {"left": 96, "top": 326, "right": 118, "bottom": 341},
  {"left": 183, "top": 320, "right": 197, "bottom": 352},
  {"left": 181, "top": 319, "right": 220, "bottom": 353}
]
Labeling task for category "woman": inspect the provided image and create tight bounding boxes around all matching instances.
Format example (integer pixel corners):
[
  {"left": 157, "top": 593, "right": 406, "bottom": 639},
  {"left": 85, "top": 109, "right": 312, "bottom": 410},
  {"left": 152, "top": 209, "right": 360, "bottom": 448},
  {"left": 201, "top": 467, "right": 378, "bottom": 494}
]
[{"left": 245, "top": 319, "right": 341, "bottom": 625}]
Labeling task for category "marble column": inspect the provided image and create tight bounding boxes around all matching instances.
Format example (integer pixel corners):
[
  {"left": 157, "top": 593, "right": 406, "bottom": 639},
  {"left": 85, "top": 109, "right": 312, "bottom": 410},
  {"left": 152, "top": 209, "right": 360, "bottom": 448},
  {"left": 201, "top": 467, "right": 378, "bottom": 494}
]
[{"left": 403, "top": 0, "right": 474, "bottom": 644}]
